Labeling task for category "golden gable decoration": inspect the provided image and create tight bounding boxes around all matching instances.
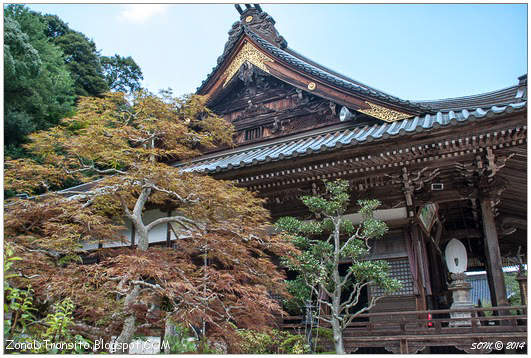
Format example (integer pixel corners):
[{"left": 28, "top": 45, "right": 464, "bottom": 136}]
[
  {"left": 222, "top": 41, "right": 273, "bottom": 87},
  {"left": 358, "top": 101, "right": 411, "bottom": 122}
]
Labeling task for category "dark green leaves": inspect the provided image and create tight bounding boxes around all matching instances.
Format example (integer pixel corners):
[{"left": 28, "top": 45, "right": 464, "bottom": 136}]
[
  {"left": 277, "top": 179, "right": 400, "bottom": 313},
  {"left": 101, "top": 54, "right": 144, "bottom": 94},
  {"left": 4, "top": 5, "right": 75, "bottom": 152}
]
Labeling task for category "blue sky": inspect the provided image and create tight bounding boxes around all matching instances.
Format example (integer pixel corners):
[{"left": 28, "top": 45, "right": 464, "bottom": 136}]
[{"left": 23, "top": 3, "right": 527, "bottom": 100}]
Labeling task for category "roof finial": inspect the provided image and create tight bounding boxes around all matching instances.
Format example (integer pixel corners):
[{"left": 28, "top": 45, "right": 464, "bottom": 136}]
[{"left": 236, "top": 4, "right": 264, "bottom": 18}]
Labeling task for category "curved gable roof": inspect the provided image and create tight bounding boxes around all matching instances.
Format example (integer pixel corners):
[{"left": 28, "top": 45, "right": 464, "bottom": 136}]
[{"left": 196, "top": 5, "right": 428, "bottom": 115}]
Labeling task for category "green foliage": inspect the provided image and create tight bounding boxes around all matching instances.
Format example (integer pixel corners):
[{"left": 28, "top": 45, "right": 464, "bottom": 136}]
[
  {"left": 33, "top": 299, "right": 92, "bottom": 354},
  {"left": 5, "top": 286, "right": 37, "bottom": 341},
  {"left": 312, "top": 327, "right": 334, "bottom": 353},
  {"left": 4, "top": 5, "right": 145, "bottom": 155},
  {"left": 283, "top": 276, "right": 312, "bottom": 314},
  {"left": 4, "top": 245, "right": 91, "bottom": 354},
  {"left": 300, "top": 179, "right": 350, "bottom": 217},
  {"left": 42, "top": 298, "right": 75, "bottom": 342},
  {"left": 237, "top": 329, "right": 309, "bottom": 354},
  {"left": 505, "top": 272, "right": 524, "bottom": 308},
  {"left": 164, "top": 324, "right": 198, "bottom": 354},
  {"left": 4, "top": 5, "right": 75, "bottom": 150},
  {"left": 277, "top": 179, "right": 401, "bottom": 334},
  {"left": 37, "top": 11, "right": 108, "bottom": 97},
  {"left": 101, "top": 54, "right": 144, "bottom": 93},
  {"left": 4, "top": 244, "right": 37, "bottom": 342},
  {"left": 53, "top": 31, "right": 108, "bottom": 97}
]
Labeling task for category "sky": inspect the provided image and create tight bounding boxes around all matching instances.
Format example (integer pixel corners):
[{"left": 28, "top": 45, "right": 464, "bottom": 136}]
[{"left": 22, "top": 3, "right": 527, "bottom": 101}]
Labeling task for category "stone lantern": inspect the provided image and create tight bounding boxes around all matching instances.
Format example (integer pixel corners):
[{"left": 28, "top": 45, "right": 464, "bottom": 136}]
[{"left": 445, "top": 239, "right": 474, "bottom": 327}]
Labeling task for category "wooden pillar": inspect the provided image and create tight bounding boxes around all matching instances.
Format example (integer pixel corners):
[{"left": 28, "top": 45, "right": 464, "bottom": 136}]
[
  {"left": 516, "top": 273, "right": 527, "bottom": 307},
  {"left": 411, "top": 225, "right": 427, "bottom": 312},
  {"left": 479, "top": 198, "right": 508, "bottom": 307},
  {"left": 130, "top": 221, "right": 135, "bottom": 247},
  {"left": 166, "top": 210, "right": 172, "bottom": 247}
]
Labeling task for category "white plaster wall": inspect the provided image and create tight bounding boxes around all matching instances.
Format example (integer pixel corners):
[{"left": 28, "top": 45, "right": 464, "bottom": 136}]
[
  {"left": 143, "top": 209, "right": 170, "bottom": 244},
  {"left": 81, "top": 209, "right": 175, "bottom": 251}
]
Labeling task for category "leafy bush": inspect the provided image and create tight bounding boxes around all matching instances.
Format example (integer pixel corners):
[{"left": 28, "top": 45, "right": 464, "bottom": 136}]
[
  {"left": 164, "top": 324, "right": 198, "bottom": 354},
  {"left": 4, "top": 246, "right": 91, "bottom": 354},
  {"left": 312, "top": 327, "right": 334, "bottom": 353},
  {"left": 237, "top": 329, "right": 309, "bottom": 354}
]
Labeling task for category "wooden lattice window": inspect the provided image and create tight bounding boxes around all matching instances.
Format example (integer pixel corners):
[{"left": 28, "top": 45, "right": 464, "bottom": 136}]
[
  {"left": 369, "top": 258, "right": 414, "bottom": 297},
  {"left": 245, "top": 127, "right": 263, "bottom": 141}
]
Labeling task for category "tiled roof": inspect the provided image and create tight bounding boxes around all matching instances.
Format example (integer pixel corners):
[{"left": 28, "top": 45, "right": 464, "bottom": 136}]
[
  {"left": 245, "top": 30, "right": 429, "bottom": 112},
  {"left": 181, "top": 101, "right": 526, "bottom": 173},
  {"left": 197, "top": 7, "right": 527, "bottom": 117},
  {"left": 466, "top": 272, "right": 517, "bottom": 305},
  {"left": 413, "top": 85, "right": 526, "bottom": 111},
  {"left": 466, "top": 274, "right": 492, "bottom": 305}
]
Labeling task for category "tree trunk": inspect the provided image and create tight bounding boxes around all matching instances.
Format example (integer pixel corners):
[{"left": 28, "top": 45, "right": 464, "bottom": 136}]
[
  {"left": 331, "top": 317, "right": 345, "bottom": 354},
  {"left": 163, "top": 318, "right": 177, "bottom": 354},
  {"left": 136, "top": 225, "right": 149, "bottom": 251},
  {"left": 113, "top": 186, "right": 152, "bottom": 352},
  {"left": 331, "top": 218, "right": 345, "bottom": 354},
  {"left": 113, "top": 284, "right": 140, "bottom": 353}
]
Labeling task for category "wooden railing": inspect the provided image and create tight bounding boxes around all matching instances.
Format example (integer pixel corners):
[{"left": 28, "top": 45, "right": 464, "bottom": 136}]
[{"left": 281, "top": 306, "right": 527, "bottom": 353}]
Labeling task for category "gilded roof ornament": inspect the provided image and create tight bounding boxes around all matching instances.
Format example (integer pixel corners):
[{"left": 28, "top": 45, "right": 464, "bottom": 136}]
[
  {"left": 358, "top": 101, "right": 411, "bottom": 122},
  {"left": 222, "top": 41, "right": 273, "bottom": 87}
]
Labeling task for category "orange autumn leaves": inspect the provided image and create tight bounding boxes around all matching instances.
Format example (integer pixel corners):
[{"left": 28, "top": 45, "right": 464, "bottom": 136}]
[{"left": 4, "top": 91, "right": 298, "bottom": 349}]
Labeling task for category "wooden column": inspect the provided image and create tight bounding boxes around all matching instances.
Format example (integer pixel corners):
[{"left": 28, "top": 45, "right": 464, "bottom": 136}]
[
  {"left": 410, "top": 225, "right": 427, "bottom": 312},
  {"left": 516, "top": 273, "right": 527, "bottom": 307},
  {"left": 479, "top": 198, "right": 508, "bottom": 307},
  {"left": 130, "top": 221, "right": 135, "bottom": 247},
  {"left": 166, "top": 210, "right": 172, "bottom": 247}
]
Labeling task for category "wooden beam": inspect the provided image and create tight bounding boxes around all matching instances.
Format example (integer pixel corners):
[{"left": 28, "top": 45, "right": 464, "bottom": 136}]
[
  {"left": 479, "top": 198, "right": 508, "bottom": 307},
  {"left": 166, "top": 210, "right": 172, "bottom": 247}
]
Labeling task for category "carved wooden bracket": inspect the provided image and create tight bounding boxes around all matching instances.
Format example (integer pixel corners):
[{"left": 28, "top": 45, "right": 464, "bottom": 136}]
[
  {"left": 383, "top": 343, "right": 401, "bottom": 354},
  {"left": 382, "top": 341, "right": 426, "bottom": 354},
  {"left": 486, "top": 147, "right": 514, "bottom": 178},
  {"left": 454, "top": 149, "right": 511, "bottom": 202},
  {"left": 408, "top": 345, "right": 427, "bottom": 354},
  {"left": 385, "top": 167, "right": 441, "bottom": 215},
  {"left": 347, "top": 347, "right": 359, "bottom": 353}
]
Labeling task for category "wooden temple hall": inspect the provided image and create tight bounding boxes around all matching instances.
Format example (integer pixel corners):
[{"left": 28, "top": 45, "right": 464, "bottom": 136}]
[{"left": 181, "top": 4, "right": 528, "bottom": 353}]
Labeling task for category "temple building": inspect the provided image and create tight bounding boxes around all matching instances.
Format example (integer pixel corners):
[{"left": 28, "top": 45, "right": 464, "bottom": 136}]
[{"left": 180, "top": 4, "right": 527, "bottom": 353}]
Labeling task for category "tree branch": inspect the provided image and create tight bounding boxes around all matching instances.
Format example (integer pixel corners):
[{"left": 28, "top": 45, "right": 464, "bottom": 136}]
[
  {"left": 341, "top": 282, "right": 370, "bottom": 312},
  {"left": 130, "top": 280, "right": 162, "bottom": 291},
  {"left": 338, "top": 269, "right": 354, "bottom": 289},
  {"left": 315, "top": 314, "right": 332, "bottom": 324},
  {"left": 27, "top": 248, "right": 61, "bottom": 259},
  {"left": 133, "top": 185, "right": 151, "bottom": 215},
  {"left": 148, "top": 184, "right": 200, "bottom": 204},
  {"left": 118, "top": 194, "right": 134, "bottom": 220},
  {"left": 342, "top": 295, "right": 383, "bottom": 329},
  {"left": 146, "top": 215, "right": 204, "bottom": 232},
  {"left": 340, "top": 226, "right": 361, "bottom": 253},
  {"left": 66, "top": 155, "right": 126, "bottom": 175}
]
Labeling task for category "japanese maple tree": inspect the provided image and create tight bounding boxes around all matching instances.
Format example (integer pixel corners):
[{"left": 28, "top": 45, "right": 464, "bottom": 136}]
[{"left": 4, "top": 91, "right": 297, "bottom": 352}]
